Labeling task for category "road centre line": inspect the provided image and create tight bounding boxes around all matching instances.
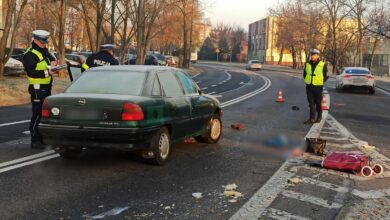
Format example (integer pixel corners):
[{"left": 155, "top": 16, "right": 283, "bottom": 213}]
[
  {"left": 0, "top": 150, "right": 56, "bottom": 169},
  {"left": 0, "top": 120, "right": 30, "bottom": 127},
  {"left": 0, "top": 154, "right": 59, "bottom": 174},
  {"left": 377, "top": 87, "right": 390, "bottom": 96},
  {"left": 191, "top": 73, "right": 201, "bottom": 78}
]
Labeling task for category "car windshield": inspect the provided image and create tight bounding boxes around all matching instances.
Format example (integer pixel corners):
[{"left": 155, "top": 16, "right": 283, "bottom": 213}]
[
  {"left": 154, "top": 54, "right": 165, "bottom": 61},
  {"left": 345, "top": 69, "right": 369, "bottom": 74},
  {"left": 66, "top": 70, "right": 146, "bottom": 95},
  {"left": 251, "top": 60, "right": 260, "bottom": 64}
]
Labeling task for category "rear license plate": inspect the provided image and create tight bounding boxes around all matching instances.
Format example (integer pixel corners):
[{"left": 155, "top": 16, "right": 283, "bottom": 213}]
[
  {"left": 63, "top": 107, "right": 101, "bottom": 120},
  {"left": 353, "top": 78, "right": 367, "bottom": 83}
]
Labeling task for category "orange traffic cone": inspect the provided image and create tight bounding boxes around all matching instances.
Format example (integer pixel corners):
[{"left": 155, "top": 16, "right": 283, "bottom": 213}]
[
  {"left": 321, "top": 95, "right": 328, "bottom": 110},
  {"left": 276, "top": 89, "right": 284, "bottom": 103}
]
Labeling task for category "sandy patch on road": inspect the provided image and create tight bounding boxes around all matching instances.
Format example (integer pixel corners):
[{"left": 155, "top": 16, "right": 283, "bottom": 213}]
[{"left": 0, "top": 76, "right": 71, "bottom": 107}]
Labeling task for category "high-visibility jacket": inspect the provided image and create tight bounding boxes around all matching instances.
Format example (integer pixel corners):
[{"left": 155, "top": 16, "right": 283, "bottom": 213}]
[
  {"left": 304, "top": 61, "right": 325, "bottom": 86},
  {"left": 25, "top": 48, "right": 52, "bottom": 85}
]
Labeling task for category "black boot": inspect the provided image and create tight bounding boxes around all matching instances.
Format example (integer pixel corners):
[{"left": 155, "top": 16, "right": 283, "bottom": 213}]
[{"left": 30, "top": 141, "right": 46, "bottom": 149}]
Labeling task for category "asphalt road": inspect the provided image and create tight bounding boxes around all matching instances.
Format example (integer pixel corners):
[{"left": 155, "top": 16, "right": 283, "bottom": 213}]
[{"left": 0, "top": 63, "right": 388, "bottom": 219}]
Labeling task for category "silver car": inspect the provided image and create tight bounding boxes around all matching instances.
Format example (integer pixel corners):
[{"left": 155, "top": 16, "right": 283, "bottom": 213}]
[
  {"left": 336, "top": 67, "right": 375, "bottom": 94},
  {"left": 246, "top": 60, "right": 262, "bottom": 70}
]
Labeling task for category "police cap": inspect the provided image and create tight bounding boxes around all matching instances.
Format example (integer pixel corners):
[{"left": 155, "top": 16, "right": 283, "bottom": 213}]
[
  {"left": 310, "top": 49, "right": 320, "bottom": 55},
  {"left": 100, "top": 44, "right": 116, "bottom": 50},
  {"left": 32, "top": 30, "right": 50, "bottom": 44}
]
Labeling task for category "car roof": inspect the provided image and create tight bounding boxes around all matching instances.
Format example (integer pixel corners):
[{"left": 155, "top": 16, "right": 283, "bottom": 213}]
[
  {"left": 88, "top": 65, "right": 175, "bottom": 73},
  {"left": 344, "top": 67, "right": 369, "bottom": 71}
]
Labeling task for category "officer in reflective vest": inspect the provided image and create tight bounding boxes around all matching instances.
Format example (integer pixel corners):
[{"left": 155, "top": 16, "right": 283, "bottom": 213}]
[
  {"left": 81, "top": 44, "right": 119, "bottom": 72},
  {"left": 23, "top": 30, "right": 57, "bottom": 149},
  {"left": 303, "top": 49, "right": 328, "bottom": 124}
]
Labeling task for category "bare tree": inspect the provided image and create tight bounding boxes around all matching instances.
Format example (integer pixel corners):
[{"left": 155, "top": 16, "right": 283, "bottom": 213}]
[{"left": 0, "top": 0, "right": 28, "bottom": 80}]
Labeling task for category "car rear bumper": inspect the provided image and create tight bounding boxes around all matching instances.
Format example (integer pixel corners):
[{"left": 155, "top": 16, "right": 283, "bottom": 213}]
[
  {"left": 4, "top": 67, "right": 25, "bottom": 75},
  {"left": 39, "top": 123, "right": 160, "bottom": 151}
]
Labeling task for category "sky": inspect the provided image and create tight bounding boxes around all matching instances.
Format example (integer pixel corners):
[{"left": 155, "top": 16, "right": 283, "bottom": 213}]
[{"left": 204, "top": 0, "right": 281, "bottom": 30}]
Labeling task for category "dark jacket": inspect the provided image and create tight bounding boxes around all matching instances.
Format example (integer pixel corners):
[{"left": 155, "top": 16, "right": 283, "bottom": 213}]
[
  {"left": 303, "top": 59, "right": 329, "bottom": 85},
  {"left": 85, "top": 50, "right": 119, "bottom": 69},
  {"left": 23, "top": 41, "right": 56, "bottom": 89}
]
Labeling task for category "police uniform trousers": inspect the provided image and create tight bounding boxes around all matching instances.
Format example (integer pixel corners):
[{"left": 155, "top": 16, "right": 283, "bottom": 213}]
[
  {"left": 29, "top": 85, "right": 51, "bottom": 143},
  {"left": 306, "top": 84, "right": 323, "bottom": 120}
]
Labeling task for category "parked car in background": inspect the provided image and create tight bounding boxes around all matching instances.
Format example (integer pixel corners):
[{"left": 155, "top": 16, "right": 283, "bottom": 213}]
[
  {"left": 336, "top": 67, "right": 375, "bottom": 94},
  {"left": 65, "top": 54, "right": 86, "bottom": 67},
  {"left": 165, "top": 56, "right": 177, "bottom": 67},
  {"left": 246, "top": 60, "right": 262, "bottom": 70},
  {"left": 51, "top": 52, "right": 79, "bottom": 67},
  {"left": 4, "top": 57, "right": 25, "bottom": 76},
  {"left": 153, "top": 53, "right": 167, "bottom": 66},
  {"left": 190, "top": 52, "right": 198, "bottom": 63},
  {"left": 74, "top": 52, "right": 92, "bottom": 59},
  {"left": 39, "top": 66, "right": 222, "bottom": 165},
  {"left": 6, "top": 48, "right": 26, "bottom": 62},
  {"left": 125, "top": 54, "right": 160, "bottom": 66}
]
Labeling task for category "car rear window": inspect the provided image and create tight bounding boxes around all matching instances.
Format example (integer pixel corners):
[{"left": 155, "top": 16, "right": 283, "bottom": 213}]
[
  {"left": 251, "top": 60, "right": 260, "bottom": 64},
  {"left": 66, "top": 70, "right": 145, "bottom": 95},
  {"left": 345, "top": 69, "right": 369, "bottom": 74}
]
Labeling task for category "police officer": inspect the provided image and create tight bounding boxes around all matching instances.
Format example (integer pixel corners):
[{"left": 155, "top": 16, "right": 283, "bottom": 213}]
[
  {"left": 81, "top": 44, "right": 119, "bottom": 71},
  {"left": 23, "top": 30, "right": 57, "bottom": 149},
  {"left": 303, "top": 49, "right": 328, "bottom": 124}
]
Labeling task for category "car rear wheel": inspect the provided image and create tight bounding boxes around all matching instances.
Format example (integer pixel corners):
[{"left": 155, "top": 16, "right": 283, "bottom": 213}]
[
  {"left": 149, "top": 127, "right": 171, "bottom": 166},
  {"left": 57, "top": 147, "right": 82, "bottom": 159},
  {"left": 195, "top": 115, "right": 222, "bottom": 144},
  {"left": 369, "top": 87, "right": 375, "bottom": 95}
]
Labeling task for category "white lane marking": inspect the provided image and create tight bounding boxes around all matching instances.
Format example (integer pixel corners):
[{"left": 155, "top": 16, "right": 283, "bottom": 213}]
[
  {"left": 211, "top": 84, "right": 217, "bottom": 87},
  {"left": 201, "top": 87, "right": 208, "bottom": 90},
  {"left": 196, "top": 81, "right": 201, "bottom": 84},
  {"left": 0, "top": 154, "right": 59, "bottom": 174},
  {"left": 191, "top": 73, "right": 201, "bottom": 78},
  {"left": 264, "top": 208, "right": 311, "bottom": 220},
  {"left": 23, "top": 131, "right": 30, "bottom": 135},
  {"left": 299, "top": 175, "right": 349, "bottom": 193},
  {"left": 213, "top": 95, "right": 223, "bottom": 98},
  {"left": 239, "top": 82, "right": 245, "bottom": 85},
  {"left": 0, "top": 120, "right": 30, "bottom": 127},
  {"left": 352, "top": 188, "right": 390, "bottom": 199},
  {"left": 281, "top": 190, "right": 343, "bottom": 209},
  {"left": 0, "top": 150, "right": 56, "bottom": 169},
  {"left": 222, "top": 75, "right": 272, "bottom": 108},
  {"left": 377, "top": 87, "right": 390, "bottom": 96},
  {"left": 207, "top": 92, "right": 217, "bottom": 95}
]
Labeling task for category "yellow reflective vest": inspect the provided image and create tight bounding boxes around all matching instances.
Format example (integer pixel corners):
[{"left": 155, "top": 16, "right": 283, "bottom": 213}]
[
  {"left": 26, "top": 48, "right": 52, "bottom": 85},
  {"left": 304, "top": 61, "right": 325, "bottom": 86}
]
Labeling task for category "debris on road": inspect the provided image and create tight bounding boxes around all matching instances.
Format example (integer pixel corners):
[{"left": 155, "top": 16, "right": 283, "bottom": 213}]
[
  {"left": 223, "top": 190, "right": 243, "bottom": 198},
  {"left": 228, "top": 199, "right": 237, "bottom": 203},
  {"left": 291, "top": 106, "right": 300, "bottom": 111},
  {"left": 164, "top": 206, "right": 171, "bottom": 210},
  {"left": 183, "top": 137, "right": 196, "bottom": 143},
  {"left": 230, "top": 123, "right": 244, "bottom": 130},
  {"left": 82, "top": 206, "right": 129, "bottom": 219},
  {"left": 288, "top": 177, "right": 301, "bottom": 185},
  {"left": 224, "top": 184, "right": 238, "bottom": 191},
  {"left": 362, "top": 144, "right": 376, "bottom": 151},
  {"left": 192, "top": 192, "right": 203, "bottom": 199},
  {"left": 306, "top": 138, "right": 326, "bottom": 156}
]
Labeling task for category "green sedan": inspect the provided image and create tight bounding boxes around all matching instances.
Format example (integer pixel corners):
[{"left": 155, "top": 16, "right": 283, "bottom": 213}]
[{"left": 39, "top": 66, "right": 222, "bottom": 165}]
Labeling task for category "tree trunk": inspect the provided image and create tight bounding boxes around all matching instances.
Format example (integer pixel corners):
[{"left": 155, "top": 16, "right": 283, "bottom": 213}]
[
  {"left": 136, "top": 0, "right": 146, "bottom": 64},
  {"left": 58, "top": 0, "right": 66, "bottom": 77},
  {"left": 111, "top": 0, "right": 116, "bottom": 44},
  {"left": 369, "top": 37, "right": 378, "bottom": 70},
  {"left": 278, "top": 47, "right": 284, "bottom": 64}
]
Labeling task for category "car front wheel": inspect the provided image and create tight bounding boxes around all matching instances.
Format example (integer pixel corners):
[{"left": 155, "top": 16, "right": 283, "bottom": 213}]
[
  {"left": 196, "top": 115, "right": 222, "bottom": 144},
  {"left": 149, "top": 127, "right": 171, "bottom": 165}
]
